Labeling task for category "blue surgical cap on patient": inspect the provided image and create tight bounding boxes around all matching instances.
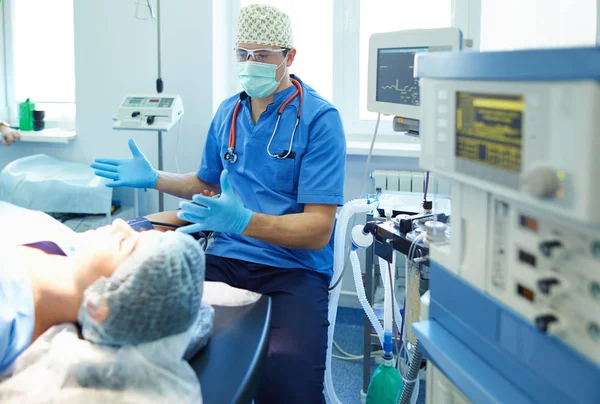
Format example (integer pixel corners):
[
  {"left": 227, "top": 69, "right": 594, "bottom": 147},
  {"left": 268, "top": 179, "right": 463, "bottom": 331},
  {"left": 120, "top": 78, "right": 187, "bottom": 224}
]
[{"left": 78, "top": 231, "right": 205, "bottom": 346}]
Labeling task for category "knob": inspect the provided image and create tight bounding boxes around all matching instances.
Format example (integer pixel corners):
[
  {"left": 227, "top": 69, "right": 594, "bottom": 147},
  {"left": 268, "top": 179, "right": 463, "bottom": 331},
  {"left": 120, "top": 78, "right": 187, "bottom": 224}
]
[
  {"left": 539, "top": 240, "right": 563, "bottom": 258},
  {"left": 523, "top": 167, "right": 560, "bottom": 199},
  {"left": 535, "top": 314, "right": 559, "bottom": 333},
  {"left": 537, "top": 278, "right": 560, "bottom": 294}
]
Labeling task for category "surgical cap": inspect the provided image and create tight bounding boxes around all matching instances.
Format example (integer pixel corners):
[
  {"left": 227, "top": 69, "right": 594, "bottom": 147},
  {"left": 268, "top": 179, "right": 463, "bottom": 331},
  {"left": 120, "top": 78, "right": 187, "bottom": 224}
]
[
  {"left": 236, "top": 4, "right": 294, "bottom": 49},
  {"left": 78, "top": 231, "right": 205, "bottom": 346}
]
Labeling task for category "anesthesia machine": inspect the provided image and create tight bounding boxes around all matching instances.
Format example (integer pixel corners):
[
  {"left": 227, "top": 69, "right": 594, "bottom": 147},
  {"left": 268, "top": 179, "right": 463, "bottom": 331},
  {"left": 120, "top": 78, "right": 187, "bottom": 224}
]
[{"left": 413, "top": 47, "right": 600, "bottom": 403}]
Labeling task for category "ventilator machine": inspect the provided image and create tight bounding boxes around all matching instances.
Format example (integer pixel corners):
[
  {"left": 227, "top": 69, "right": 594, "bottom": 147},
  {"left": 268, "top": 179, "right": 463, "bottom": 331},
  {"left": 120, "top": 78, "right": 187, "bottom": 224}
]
[
  {"left": 326, "top": 28, "right": 462, "bottom": 404},
  {"left": 413, "top": 47, "right": 600, "bottom": 403}
]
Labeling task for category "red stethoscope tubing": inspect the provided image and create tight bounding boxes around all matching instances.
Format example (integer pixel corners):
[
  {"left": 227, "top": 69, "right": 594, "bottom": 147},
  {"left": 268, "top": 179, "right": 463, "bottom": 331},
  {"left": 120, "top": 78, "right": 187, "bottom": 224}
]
[{"left": 225, "top": 78, "right": 303, "bottom": 163}]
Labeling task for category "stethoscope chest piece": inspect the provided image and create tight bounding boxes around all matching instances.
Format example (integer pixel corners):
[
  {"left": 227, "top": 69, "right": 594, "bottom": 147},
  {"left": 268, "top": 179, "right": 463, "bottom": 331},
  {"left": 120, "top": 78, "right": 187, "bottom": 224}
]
[{"left": 224, "top": 148, "right": 238, "bottom": 163}]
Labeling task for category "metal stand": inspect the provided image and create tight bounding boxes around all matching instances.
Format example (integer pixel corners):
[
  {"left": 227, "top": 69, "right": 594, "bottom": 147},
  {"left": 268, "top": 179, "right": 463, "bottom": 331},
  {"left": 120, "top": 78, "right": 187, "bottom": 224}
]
[
  {"left": 363, "top": 238, "right": 374, "bottom": 394},
  {"left": 158, "top": 130, "right": 164, "bottom": 211},
  {"left": 156, "top": 0, "right": 164, "bottom": 212},
  {"left": 362, "top": 214, "right": 433, "bottom": 392}
]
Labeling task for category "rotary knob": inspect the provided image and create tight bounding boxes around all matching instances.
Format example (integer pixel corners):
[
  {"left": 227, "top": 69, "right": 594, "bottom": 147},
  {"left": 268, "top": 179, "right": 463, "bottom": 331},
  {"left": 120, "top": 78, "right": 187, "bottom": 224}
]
[
  {"left": 535, "top": 314, "right": 559, "bottom": 333},
  {"left": 537, "top": 278, "right": 561, "bottom": 295},
  {"left": 539, "top": 240, "right": 563, "bottom": 258},
  {"left": 523, "top": 167, "right": 560, "bottom": 199}
]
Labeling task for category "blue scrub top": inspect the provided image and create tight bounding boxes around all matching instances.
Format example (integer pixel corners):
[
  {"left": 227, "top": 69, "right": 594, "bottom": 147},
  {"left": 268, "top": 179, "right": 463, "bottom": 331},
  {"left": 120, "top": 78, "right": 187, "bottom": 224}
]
[
  {"left": 0, "top": 249, "right": 35, "bottom": 374},
  {"left": 197, "top": 76, "right": 346, "bottom": 279}
]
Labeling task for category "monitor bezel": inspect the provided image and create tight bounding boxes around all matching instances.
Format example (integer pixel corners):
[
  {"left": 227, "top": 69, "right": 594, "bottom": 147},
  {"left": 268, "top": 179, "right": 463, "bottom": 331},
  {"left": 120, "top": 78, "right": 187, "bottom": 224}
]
[{"left": 367, "top": 28, "right": 463, "bottom": 120}]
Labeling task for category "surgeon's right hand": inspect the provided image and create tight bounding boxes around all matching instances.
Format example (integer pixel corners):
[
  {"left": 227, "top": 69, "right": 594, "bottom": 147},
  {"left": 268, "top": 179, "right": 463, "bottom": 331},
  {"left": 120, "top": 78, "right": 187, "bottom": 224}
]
[{"left": 91, "top": 138, "right": 158, "bottom": 188}]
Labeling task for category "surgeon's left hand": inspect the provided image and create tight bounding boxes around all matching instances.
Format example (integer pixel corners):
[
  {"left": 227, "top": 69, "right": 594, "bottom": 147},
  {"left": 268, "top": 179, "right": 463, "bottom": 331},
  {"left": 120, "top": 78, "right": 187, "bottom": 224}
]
[{"left": 177, "top": 170, "right": 253, "bottom": 235}]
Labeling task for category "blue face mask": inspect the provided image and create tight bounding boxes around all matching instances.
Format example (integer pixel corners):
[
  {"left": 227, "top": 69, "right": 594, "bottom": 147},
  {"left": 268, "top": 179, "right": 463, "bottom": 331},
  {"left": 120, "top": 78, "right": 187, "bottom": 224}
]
[{"left": 237, "top": 57, "right": 287, "bottom": 98}]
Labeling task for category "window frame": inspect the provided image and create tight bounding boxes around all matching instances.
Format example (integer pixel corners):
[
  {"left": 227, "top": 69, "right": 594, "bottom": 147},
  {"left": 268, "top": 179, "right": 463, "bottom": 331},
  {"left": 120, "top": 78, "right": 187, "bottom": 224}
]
[
  {"left": 0, "top": 2, "right": 8, "bottom": 121},
  {"left": 2, "top": 0, "right": 77, "bottom": 128}
]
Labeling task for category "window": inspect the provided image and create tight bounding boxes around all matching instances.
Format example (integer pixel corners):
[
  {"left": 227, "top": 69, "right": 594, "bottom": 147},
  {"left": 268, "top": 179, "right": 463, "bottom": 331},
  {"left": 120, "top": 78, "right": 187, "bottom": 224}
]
[
  {"left": 480, "top": 0, "right": 597, "bottom": 51},
  {"left": 4, "top": 0, "right": 76, "bottom": 126},
  {"left": 239, "top": 0, "right": 334, "bottom": 102},
  {"left": 235, "top": 0, "right": 453, "bottom": 142}
]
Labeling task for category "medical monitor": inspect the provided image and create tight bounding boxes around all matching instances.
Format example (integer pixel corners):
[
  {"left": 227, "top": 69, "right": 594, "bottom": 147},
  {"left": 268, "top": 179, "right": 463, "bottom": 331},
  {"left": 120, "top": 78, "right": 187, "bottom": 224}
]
[{"left": 367, "top": 28, "right": 462, "bottom": 120}]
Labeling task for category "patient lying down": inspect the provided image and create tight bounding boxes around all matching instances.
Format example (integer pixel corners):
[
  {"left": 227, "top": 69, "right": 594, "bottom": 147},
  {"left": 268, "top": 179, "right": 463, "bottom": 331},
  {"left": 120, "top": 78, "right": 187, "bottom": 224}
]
[{"left": 0, "top": 203, "right": 212, "bottom": 403}]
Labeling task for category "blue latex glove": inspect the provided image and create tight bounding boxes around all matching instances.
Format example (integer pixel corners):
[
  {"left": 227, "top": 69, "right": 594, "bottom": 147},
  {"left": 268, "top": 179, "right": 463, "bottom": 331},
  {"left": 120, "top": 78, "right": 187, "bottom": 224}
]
[
  {"left": 91, "top": 138, "right": 158, "bottom": 188},
  {"left": 177, "top": 170, "right": 253, "bottom": 235}
]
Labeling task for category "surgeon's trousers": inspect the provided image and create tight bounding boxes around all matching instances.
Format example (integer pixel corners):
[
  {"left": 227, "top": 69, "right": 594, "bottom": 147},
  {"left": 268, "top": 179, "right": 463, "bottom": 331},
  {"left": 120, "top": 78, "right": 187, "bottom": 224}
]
[{"left": 205, "top": 254, "right": 329, "bottom": 404}]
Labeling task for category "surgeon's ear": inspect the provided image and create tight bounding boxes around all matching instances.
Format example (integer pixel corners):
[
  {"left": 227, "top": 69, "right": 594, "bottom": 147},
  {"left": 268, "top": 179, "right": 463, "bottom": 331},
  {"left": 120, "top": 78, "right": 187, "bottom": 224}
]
[{"left": 286, "top": 48, "right": 297, "bottom": 67}]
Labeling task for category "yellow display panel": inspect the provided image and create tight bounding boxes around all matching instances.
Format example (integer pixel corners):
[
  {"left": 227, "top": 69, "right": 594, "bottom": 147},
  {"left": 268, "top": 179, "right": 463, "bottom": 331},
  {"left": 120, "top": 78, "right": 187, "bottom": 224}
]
[{"left": 455, "top": 92, "right": 524, "bottom": 172}]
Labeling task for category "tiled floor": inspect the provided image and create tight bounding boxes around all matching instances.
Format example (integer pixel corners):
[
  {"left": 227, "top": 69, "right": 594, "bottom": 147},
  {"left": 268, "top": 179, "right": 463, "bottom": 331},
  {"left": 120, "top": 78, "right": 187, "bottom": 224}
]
[{"left": 329, "top": 307, "right": 425, "bottom": 404}]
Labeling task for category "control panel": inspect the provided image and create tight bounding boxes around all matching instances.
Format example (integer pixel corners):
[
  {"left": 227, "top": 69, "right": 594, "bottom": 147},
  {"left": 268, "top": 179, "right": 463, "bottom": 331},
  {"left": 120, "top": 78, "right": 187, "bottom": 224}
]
[
  {"left": 488, "top": 197, "right": 600, "bottom": 365},
  {"left": 113, "top": 93, "right": 184, "bottom": 132},
  {"left": 419, "top": 79, "right": 600, "bottom": 225}
]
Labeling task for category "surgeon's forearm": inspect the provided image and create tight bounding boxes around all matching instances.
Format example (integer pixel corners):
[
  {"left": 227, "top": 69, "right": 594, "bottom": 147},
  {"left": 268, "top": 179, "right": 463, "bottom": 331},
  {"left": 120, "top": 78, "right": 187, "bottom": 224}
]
[
  {"left": 242, "top": 207, "right": 336, "bottom": 250},
  {"left": 155, "top": 171, "right": 219, "bottom": 200}
]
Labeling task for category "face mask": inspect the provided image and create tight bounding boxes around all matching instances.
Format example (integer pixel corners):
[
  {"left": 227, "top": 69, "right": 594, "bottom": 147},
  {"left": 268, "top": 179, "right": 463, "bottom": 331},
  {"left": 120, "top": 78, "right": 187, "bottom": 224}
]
[{"left": 237, "top": 57, "right": 287, "bottom": 99}]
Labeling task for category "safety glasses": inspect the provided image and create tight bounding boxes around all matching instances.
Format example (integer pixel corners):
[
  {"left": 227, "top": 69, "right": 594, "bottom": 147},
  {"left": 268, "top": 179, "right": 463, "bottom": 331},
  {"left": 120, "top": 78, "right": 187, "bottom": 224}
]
[{"left": 234, "top": 47, "right": 286, "bottom": 63}]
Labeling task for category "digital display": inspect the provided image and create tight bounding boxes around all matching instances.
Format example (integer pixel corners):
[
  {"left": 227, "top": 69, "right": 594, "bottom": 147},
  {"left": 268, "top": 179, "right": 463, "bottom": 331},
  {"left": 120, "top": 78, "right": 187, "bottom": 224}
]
[
  {"left": 518, "top": 249, "right": 536, "bottom": 267},
  {"left": 520, "top": 215, "right": 538, "bottom": 232},
  {"left": 517, "top": 284, "right": 535, "bottom": 302},
  {"left": 455, "top": 92, "right": 523, "bottom": 172},
  {"left": 158, "top": 98, "right": 174, "bottom": 108},
  {"left": 124, "top": 97, "right": 175, "bottom": 108},
  {"left": 376, "top": 47, "right": 427, "bottom": 106}
]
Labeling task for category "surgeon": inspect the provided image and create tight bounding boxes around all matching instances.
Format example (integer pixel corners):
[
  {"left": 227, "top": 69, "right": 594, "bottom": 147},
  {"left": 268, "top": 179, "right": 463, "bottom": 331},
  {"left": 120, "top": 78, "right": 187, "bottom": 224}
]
[
  {"left": 91, "top": 4, "right": 346, "bottom": 403},
  {"left": 0, "top": 121, "right": 20, "bottom": 146}
]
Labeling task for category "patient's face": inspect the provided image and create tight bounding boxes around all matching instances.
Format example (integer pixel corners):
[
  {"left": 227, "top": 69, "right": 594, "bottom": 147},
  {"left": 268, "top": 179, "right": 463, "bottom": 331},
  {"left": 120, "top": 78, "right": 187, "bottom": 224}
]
[{"left": 73, "top": 218, "right": 163, "bottom": 292}]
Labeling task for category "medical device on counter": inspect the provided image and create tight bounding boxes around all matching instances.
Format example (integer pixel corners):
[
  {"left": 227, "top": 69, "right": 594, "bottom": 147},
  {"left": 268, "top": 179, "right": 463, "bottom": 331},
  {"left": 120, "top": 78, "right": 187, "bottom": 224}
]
[
  {"left": 113, "top": 94, "right": 184, "bottom": 131},
  {"left": 367, "top": 28, "right": 463, "bottom": 136},
  {"left": 413, "top": 47, "right": 600, "bottom": 404}
]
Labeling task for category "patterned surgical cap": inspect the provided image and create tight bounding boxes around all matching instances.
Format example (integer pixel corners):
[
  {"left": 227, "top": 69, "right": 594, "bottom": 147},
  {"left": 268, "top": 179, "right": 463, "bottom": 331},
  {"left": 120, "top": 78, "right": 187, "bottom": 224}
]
[{"left": 236, "top": 4, "right": 294, "bottom": 49}]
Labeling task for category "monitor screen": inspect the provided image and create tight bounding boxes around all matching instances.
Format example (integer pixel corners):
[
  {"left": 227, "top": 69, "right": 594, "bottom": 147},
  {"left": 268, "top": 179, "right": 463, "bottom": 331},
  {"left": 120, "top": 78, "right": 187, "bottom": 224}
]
[
  {"left": 455, "top": 92, "right": 523, "bottom": 173},
  {"left": 376, "top": 47, "right": 427, "bottom": 106}
]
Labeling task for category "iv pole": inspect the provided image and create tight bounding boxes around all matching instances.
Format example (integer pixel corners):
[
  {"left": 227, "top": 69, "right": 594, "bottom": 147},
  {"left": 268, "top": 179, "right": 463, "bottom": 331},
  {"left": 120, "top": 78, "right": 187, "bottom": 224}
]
[{"left": 155, "top": 0, "right": 165, "bottom": 212}]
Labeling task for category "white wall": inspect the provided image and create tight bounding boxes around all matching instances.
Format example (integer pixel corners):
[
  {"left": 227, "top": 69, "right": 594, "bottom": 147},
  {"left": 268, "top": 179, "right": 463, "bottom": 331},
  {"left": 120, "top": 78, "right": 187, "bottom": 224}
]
[{"left": 0, "top": 0, "right": 213, "bottom": 215}]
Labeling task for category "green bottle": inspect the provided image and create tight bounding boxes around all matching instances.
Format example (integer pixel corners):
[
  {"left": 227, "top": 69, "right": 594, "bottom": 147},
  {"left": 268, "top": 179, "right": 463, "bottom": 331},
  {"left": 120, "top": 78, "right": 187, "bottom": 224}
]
[
  {"left": 19, "top": 98, "right": 35, "bottom": 131},
  {"left": 366, "top": 356, "right": 403, "bottom": 404}
]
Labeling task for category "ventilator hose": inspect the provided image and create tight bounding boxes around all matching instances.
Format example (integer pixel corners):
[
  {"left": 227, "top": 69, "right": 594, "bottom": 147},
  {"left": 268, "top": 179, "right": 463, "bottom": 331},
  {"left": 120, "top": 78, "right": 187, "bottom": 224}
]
[
  {"left": 325, "top": 198, "right": 377, "bottom": 404},
  {"left": 399, "top": 340, "right": 423, "bottom": 404},
  {"left": 378, "top": 256, "right": 403, "bottom": 333}
]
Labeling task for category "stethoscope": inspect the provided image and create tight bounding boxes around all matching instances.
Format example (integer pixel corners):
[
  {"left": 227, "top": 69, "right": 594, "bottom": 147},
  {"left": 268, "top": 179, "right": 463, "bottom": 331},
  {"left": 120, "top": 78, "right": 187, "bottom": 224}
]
[{"left": 224, "top": 78, "right": 304, "bottom": 164}]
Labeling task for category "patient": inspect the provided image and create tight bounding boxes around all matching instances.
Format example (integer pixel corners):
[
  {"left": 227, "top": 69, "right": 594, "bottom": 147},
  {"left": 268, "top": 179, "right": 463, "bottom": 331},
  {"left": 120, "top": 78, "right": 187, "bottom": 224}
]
[{"left": 0, "top": 203, "right": 206, "bottom": 374}]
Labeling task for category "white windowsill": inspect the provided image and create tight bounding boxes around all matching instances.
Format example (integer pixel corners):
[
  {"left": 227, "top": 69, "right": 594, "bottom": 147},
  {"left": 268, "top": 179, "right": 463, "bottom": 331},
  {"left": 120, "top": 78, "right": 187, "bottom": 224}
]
[
  {"left": 19, "top": 128, "right": 77, "bottom": 144},
  {"left": 346, "top": 140, "right": 421, "bottom": 158}
]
